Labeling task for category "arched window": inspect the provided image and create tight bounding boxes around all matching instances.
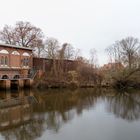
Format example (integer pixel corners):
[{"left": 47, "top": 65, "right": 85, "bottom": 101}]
[
  {"left": 23, "top": 58, "right": 26, "bottom": 66},
  {"left": 22, "top": 52, "right": 30, "bottom": 57},
  {"left": 21, "top": 57, "right": 30, "bottom": 67},
  {"left": 26, "top": 58, "right": 29, "bottom": 66},
  {"left": 1, "top": 56, "right": 9, "bottom": 66},
  {"left": 1, "top": 56, "right": 4, "bottom": 65},
  {"left": 0, "top": 49, "right": 9, "bottom": 54},
  {"left": 13, "top": 75, "right": 20, "bottom": 79},
  {"left": 5, "top": 56, "right": 8, "bottom": 65},
  {"left": 11, "top": 51, "right": 20, "bottom": 55},
  {"left": 2, "top": 75, "right": 9, "bottom": 79}
]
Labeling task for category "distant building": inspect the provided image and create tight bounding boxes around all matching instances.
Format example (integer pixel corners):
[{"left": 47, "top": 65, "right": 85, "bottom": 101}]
[
  {"left": 0, "top": 43, "right": 33, "bottom": 79},
  {"left": 33, "top": 57, "right": 78, "bottom": 73},
  {"left": 101, "top": 62, "right": 124, "bottom": 71}
]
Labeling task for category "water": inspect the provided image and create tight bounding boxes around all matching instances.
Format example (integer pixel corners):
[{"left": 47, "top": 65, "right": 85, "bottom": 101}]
[{"left": 0, "top": 88, "right": 140, "bottom": 140}]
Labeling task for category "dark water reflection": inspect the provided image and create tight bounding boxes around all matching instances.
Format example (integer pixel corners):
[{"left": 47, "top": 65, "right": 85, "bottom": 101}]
[{"left": 0, "top": 88, "right": 140, "bottom": 140}]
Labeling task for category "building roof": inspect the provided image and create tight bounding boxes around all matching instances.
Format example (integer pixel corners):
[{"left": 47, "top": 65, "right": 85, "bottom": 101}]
[
  {"left": 101, "top": 62, "right": 124, "bottom": 70},
  {"left": 0, "top": 43, "right": 33, "bottom": 51}
]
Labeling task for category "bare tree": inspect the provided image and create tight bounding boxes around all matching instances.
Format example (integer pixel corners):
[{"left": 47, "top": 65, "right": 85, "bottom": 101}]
[
  {"left": 44, "top": 37, "right": 60, "bottom": 59},
  {"left": 33, "top": 39, "right": 45, "bottom": 58},
  {"left": 120, "top": 37, "right": 140, "bottom": 69},
  {"left": 62, "top": 43, "right": 75, "bottom": 60},
  {"left": 89, "top": 48, "right": 98, "bottom": 68},
  {"left": 44, "top": 38, "right": 60, "bottom": 76},
  {"left": 0, "top": 21, "right": 44, "bottom": 48},
  {"left": 106, "top": 37, "right": 140, "bottom": 69},
  {"left": 105, "top": 41, "right": 122, "bottom": 64},
  {"left": 0, "top": 25, "right": 15, "bottom": 45},
  {"left": 105, "top": 46, "right": 113, "bottom": 63},
  {"left": 73, "top": 48, "right": 81, "bottom": 60},
  {"left": 57, "top": 43, "right": 67, "bottom": 77}
]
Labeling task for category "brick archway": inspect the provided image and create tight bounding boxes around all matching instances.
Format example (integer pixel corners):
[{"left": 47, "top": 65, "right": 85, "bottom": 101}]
[
  {"left": 2, "top": 75, "right": 9, "bottom": 79},
  {"left": 13, "top": 75, "right": 20, "bottom": 79}
]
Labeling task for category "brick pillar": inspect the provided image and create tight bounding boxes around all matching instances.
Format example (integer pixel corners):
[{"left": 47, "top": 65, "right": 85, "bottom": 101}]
[
  {"left": 24, "top": 79, "right": 33, "bottom": 88},
  {"left": 38, "top": 70, "right": 44, "bottom": 78},
  {"left": 30, "top": 79, "right": 33, "bottom": 87},
  {"left": 0, "top": 81, "right": 4, "bottom": 89},
  {"left": 5, "top": 80, "right": 11, "bottom": 89},
  {"left": 18, "top": 80, "right": 24, "bottom": 88}
]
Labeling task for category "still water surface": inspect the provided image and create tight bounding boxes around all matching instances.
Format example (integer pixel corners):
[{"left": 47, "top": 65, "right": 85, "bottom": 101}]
[{"left": 0, "top": 88, "right": 139, "bottom": 140}]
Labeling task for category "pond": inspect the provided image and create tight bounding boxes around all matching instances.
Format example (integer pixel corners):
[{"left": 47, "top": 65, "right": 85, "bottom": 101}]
[{"left": 0, "top": 88, "right": 139, "bottom": 140}]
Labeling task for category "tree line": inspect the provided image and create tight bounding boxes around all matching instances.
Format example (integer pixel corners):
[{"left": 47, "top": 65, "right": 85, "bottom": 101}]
[
  {"left": 0, "top": 21, "right": 99, "bottom": 87},
  {"left": 105, "top": 37, "right": 140, "bottom": 89},
  {"left": 1, "top": 21, "right": 140, "bottom": 89},
  {"left": 0, "top": 21, "right": 86, "bottom": 61},
  {"left": 106, "top": 36, "right": 140, "bottom": 69}
]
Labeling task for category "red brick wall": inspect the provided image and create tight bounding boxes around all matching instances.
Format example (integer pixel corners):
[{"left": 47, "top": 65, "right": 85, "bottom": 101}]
[
  {"left": 0, "top": 45, "right": 33, "bottom": 78},
  {"left": 33, "top": 57, "right": 78, "bottom": 72}
]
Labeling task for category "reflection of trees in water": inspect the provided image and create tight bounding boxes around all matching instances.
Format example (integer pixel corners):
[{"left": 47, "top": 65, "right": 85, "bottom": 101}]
[
  {"left": 1, "top": 89, "right": 140, "bottom": 139},
  {"left": 106, "top": 91, "right": 140, "bottom": 121},
  {"left": 0, "top": 88, "right": 101, "bottom": 140},
  {"left": 32, "top": 88, "right": 101, "bottom": 132}
]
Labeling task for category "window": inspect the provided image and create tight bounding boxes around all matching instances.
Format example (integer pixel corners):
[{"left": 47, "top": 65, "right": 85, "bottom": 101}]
[
  {"left": 26, "top": 58, "right": 29, "bottom": 66},
  {"left": 1, "top": 56, "right": 4, "bottom": 65},
  {"left": 11, "top": 51, "right": 20, "bottom": 55},
  {"left": 22, "top": 52, "right": 30, "bottom": 57},
  {"left": 0, "top": 49, "right": 9, "bottom": 54},
  {"left": 1, "top": 56, "right": 8, "bottom": 66},
  {"left": 5, "top": 56, "right": 8, "bottom": 65},
  {"left": 22, "top": 58, "right": 29, "bottom": 66}
]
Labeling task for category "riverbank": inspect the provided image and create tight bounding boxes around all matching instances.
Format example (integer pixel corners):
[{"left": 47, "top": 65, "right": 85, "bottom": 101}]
[{"left": 33, "top": 79, "right": 110, "bottom": 89}]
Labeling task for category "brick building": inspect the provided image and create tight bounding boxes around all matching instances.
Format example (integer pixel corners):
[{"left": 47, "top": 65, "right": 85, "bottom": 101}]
[
  {"left": 33, "top": 57, "right": 78, "bottom": 73},
  {"left": 101, "top": 62, "right": 124, "bottom": 71},
  {"left": 0, "top": 43, "right": 33, "bottom": 79}
]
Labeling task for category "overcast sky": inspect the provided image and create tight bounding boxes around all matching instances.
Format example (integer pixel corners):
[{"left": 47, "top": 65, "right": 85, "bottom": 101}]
[{"left": 0, "top": 0, "right": 140, "bottom": 65}]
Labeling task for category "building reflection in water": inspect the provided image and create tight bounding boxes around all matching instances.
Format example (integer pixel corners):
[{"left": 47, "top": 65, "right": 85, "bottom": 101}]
[
  {"left": 0, "top": 89, "right": 139, "bottom": 139},
  {"left": 0, "top": 89, "right": 37, "bottom": 140}
]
